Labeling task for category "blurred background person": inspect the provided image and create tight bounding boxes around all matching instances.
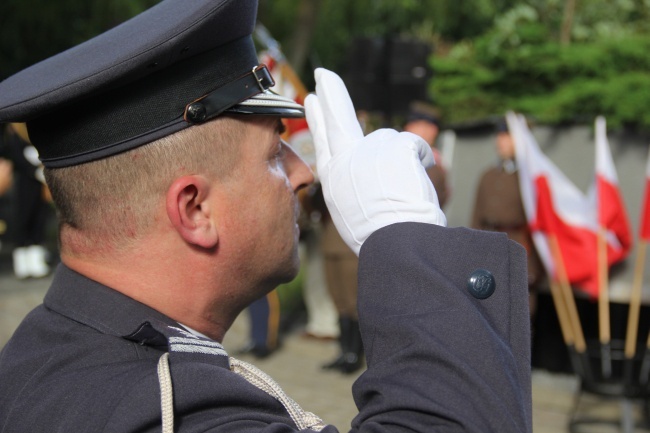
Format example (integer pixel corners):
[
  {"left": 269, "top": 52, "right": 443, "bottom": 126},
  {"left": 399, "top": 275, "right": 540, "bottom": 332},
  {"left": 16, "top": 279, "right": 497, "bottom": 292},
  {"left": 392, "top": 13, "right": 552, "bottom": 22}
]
[
  {"left": 0, "top": 158, "right": 11, "bottom": 197},
  {"left": 319, "top": 189, "right": 363, "bottom": 375},
  {"left": 299, "top": 185, "right": 339, "bottom": 342},
  {"left": 302, "top": 181, "right": 363, "bottom": 374},
  {"left": 403, "top": 102, "right": 450, "bottom": 209},
  {"left": 4, "top": 123, "right": 51, "bottom": 279},
  {"left": 471, "top": 120, "right": 544, "bottom": 323},
  {"left": 238, "top": 291, "right": 281, "bottom": 359},
  {"left": 0, "top": 144, "right": 12, "bottom": 252},
  {"left": 0, "top": 159, "right": 11, "bottom": 196}
]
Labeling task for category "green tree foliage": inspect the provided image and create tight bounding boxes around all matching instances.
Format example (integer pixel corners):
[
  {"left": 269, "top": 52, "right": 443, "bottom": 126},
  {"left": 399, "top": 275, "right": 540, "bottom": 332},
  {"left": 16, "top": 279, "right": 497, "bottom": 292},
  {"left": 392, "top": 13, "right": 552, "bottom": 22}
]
[
  {"left": 4, "top": 0, "right": 649, "bottom": 130},
  {"left": 258, "top": 0, "right": 650, "bottom": 130},
  {"left": 257, "top": 0, "right": 514, "bottom": 85},
  {"left": 432, "top": 1, "right": 650, "bottom": 129},
  {"left": 0, "top": 0, "right": 158, "bottom": 79}
]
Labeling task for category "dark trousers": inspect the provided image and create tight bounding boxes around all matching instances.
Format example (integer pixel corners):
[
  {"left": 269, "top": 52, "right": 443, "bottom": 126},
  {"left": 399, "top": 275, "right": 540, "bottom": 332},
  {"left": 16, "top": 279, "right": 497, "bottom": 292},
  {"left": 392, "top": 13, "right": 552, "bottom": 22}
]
[
  {"left": 13, "top": 174, "right": 48, "bottom": 247},
  {"left": 247, "top": 290, "right": 280, "bottom": 350}
]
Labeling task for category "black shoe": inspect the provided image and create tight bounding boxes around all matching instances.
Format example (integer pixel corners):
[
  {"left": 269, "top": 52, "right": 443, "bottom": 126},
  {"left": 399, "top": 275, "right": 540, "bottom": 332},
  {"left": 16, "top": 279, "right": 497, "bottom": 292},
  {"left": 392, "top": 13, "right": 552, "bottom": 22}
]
[
  {"left": 323, "top": 316, "right": 364, "bottom": 374},
  {"left": 337, "top": 352, "right": 363, "bottom": 374},
  {"left": 236, "top": 342, "right": 273, "bottom": 359},
  {"left": 322, "top": 354, "right": 346, "bottom": 370}
]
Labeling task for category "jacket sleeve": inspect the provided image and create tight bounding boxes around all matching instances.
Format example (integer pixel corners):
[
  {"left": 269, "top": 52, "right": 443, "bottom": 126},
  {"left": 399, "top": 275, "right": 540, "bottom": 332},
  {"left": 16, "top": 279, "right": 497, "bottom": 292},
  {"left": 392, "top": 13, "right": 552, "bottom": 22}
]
[{"left": 351, "top": 222, "right": 532, "bottom": 433}]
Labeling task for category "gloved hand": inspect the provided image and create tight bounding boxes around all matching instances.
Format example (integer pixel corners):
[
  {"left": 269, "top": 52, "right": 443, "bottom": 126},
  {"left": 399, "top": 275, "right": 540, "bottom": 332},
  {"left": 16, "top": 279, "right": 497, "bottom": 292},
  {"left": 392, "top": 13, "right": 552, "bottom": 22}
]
[{"left": 304, "top": 68, "right": 446, "bottom": 255}]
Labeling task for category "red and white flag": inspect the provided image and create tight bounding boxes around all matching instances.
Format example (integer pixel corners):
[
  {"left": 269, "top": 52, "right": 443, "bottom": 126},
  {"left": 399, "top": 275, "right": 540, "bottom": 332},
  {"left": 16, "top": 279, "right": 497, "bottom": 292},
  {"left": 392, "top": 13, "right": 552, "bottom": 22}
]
[
  {"left": 640, "top": 148, "right": 650, "bottom": 241},
  {"left": 591, "top": 116, "right": 632, "bottom": 263},
  {"left": 508, "top": 112, "right": 601, "bottom": 298}
]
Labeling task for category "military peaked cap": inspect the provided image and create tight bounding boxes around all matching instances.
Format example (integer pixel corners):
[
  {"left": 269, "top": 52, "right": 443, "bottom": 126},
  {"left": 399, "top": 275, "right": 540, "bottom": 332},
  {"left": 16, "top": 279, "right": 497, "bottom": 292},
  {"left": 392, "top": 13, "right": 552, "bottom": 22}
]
[
  {"left": 406, "top": 101, "right": 439, "bottom": 127},
  {"left": 0, "top": 0, "right": 303, "bottom": 167}
]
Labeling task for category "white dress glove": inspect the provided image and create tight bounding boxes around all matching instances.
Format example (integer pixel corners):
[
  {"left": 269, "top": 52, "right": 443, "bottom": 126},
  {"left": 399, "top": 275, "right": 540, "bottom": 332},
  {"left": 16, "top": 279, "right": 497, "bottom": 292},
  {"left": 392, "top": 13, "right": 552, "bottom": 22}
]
[{"left": 305, "top": 68, "right": 446, "bottom": 255}]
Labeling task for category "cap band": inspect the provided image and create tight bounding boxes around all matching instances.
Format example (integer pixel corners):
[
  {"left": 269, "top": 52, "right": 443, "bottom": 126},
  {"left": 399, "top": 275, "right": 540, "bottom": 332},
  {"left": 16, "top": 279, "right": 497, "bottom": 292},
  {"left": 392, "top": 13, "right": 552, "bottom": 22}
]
[{"left": 184, "top": 65, "right": 274, "bottom": 124}]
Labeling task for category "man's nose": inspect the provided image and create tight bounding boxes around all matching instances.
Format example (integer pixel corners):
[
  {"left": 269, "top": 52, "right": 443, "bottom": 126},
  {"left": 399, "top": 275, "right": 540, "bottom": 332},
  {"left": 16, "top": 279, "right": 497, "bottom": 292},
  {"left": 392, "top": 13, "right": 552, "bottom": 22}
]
[{"left": 284, "top": 143, "right": 314, "bottom": 191}]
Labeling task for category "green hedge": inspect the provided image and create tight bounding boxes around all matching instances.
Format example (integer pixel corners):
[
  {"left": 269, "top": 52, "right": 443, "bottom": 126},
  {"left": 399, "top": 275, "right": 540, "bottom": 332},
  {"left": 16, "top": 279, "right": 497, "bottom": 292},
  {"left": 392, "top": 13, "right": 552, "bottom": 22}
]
[{"left": 431, "top": 35, "right": 650, "bottom": 130}]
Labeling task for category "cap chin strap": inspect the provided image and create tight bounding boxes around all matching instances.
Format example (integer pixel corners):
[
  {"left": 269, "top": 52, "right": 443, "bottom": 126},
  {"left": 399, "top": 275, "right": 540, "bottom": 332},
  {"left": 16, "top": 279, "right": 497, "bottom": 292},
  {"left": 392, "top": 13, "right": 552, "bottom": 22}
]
[{"left": 183, "top": 64, "right": 274, "bottom": 124}]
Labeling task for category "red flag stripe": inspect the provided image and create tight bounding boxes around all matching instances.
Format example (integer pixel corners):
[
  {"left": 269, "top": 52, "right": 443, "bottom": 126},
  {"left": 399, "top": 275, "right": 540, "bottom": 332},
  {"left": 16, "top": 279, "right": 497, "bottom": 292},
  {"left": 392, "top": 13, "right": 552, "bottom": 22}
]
[
  {"left": 533, "top": 176, "right": 600, "bottom": 298},
  {"left": 596, "top": 174, "right": 632, "bottom": 259}
]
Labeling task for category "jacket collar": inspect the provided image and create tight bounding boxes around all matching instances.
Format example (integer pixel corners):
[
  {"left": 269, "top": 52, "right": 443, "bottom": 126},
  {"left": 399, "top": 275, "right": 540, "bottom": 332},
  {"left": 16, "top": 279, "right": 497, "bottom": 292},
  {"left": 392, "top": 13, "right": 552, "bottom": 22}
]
[
  {"left": 44, "top": 263, "right": 179, "bottom": 346},
  {"left": 44, "top": 264, "right": 232, "bottom": 367}
]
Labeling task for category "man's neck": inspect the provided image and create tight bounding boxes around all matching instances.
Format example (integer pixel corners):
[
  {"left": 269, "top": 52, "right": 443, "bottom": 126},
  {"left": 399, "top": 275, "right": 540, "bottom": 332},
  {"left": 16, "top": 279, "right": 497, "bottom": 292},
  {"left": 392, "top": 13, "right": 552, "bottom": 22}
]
[{"left": 60, "top": 238, "right": 237, "bottom": 343}]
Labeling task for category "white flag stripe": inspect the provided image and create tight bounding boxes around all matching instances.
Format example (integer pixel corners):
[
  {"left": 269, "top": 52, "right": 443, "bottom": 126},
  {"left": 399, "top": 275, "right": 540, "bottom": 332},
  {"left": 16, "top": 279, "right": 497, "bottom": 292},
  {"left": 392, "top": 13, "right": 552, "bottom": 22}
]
[
  {"left": 510, "top": 113, "right": 596, "bottom": 231},
  {"left": 593, "top": 115, "right": 629, "bottom": 252},
  {"left": 508, "top": 112, "right": 554, "bottom": 275},
  {"left": 595, "top": 116, "right": 618, "bottom": 184}
]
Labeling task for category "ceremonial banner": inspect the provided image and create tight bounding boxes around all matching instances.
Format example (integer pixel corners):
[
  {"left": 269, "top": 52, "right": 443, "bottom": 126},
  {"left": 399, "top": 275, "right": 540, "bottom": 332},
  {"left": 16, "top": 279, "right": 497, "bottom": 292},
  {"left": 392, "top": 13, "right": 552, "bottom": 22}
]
[
  {"left": 591, "top": 116, "right": 632, "bottom": 263},
  {"left": 508, "top": 113, "right": 600, "bottom": 298}
]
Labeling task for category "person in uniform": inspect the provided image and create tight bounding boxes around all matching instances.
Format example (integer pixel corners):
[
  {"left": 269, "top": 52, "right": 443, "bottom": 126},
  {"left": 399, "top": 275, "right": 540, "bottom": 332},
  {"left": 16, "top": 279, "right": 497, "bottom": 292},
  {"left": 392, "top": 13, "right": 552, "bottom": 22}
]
[
  {"left": 471, "top": 120, "right": 545, "bottom": 321},
  {"left": 238, "top": 290, "right": 281, "bottom": 358},
  {"left": 4, "top": 122, "right": 51, "bottom": 279},
  {"left": 0, "top": 1, "right": 532, "bottom": 432},
  {"left": 302, "top": 182, "right": 364, "bottom": 374},
  {"left": 403, "top": 102, "right": 450, "bottom": 208}
]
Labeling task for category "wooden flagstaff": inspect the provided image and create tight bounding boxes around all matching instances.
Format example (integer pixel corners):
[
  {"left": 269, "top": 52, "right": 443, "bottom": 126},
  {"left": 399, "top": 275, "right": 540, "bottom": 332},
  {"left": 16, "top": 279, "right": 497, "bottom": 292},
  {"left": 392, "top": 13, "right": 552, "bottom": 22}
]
[
  {"left": 625, "top": 240, "right": 647, "bottom": 359},
  {"left": 548, "top": 234, "right": 587, "bottom": 353},
  {"left": 597, "top": 228, "right": 612, "bottom": 378},
  {"left": 549, "top": 280, "right": 575, "bottom": 347}
]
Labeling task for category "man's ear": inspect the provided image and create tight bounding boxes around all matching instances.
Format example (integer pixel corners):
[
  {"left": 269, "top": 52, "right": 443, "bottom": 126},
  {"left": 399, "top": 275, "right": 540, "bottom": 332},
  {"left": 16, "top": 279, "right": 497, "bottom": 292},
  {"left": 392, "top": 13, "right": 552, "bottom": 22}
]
[{"left": 166, "top": 175, "right": 218, "bottom": 249}]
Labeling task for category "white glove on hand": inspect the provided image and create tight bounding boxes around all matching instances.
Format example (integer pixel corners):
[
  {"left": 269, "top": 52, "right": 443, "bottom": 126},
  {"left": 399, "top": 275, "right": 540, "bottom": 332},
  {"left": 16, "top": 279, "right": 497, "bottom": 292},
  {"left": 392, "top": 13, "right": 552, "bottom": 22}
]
[{"left": 305, "top": 68, "right": 446, "bottom": 255}]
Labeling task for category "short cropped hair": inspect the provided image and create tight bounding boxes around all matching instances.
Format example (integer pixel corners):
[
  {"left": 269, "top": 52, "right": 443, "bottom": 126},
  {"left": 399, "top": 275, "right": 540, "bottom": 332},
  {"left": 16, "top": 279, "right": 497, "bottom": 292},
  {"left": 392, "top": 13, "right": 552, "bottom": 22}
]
[{"left": 44, "top": 115, "right": 245, "bottom": 253}]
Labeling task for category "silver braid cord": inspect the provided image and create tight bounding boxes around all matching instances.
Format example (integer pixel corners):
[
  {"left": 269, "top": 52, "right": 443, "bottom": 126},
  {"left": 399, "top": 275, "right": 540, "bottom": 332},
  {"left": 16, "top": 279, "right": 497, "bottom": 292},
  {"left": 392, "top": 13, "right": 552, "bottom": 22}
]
[
  {"left": 229, "top": 357, "right": 327, "bottom": 431},
  {"left": 157, "top": 353, "right": 175, "bottom": 433}
]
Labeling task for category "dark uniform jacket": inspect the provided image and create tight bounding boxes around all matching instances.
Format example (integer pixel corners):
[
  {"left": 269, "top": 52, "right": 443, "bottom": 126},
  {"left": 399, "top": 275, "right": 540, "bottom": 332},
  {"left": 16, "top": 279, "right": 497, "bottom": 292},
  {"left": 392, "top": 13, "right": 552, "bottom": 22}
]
[{"left": 0, "top": 222, "right": 531, "bottom": 432}]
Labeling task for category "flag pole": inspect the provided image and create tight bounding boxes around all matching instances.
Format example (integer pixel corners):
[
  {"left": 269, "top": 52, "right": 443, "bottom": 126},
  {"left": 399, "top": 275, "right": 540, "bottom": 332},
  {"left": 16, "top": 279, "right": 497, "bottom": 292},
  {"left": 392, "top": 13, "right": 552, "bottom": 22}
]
[
  {"left": 547, "top": 278, "right": 591, "bottom": 379},
  {"left": 548, "top": 234, "right": 587, "bottom": 353},
  {"left": 549, "top": 280, "right": 575, "bottom": 347},
  {"left": 597, "top": 228, "right": 612, "bottom": 378},
  {"left": 624, "top": 240, "right": 646, "bottom": 359},
  {"left": 548, "top": 234, "right": 590, "bottom": 379},
  {"left": 624, "top": 240, "right": 647, "bottom": 389}
]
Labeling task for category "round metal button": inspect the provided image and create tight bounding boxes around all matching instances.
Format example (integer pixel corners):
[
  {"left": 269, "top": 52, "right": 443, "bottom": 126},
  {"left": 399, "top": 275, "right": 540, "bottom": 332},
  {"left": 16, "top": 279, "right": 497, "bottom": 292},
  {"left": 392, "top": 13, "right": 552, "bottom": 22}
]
[
  {"left": 186, "top": 102, "right": 207, "bottom": 123},
  {"left": 467, "top": 269, "right": 496, "bottom": 299}
]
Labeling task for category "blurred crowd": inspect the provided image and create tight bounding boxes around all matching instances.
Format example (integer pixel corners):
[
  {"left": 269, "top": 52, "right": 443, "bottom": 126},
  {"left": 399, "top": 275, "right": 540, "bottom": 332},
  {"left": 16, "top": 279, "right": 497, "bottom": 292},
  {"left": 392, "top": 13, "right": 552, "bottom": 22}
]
[
  {"left": 0, "top": 123, "right": 52, "bottom": 279},
  {"left": 0, "top": 102, "right": 542, "bottom": 375}
]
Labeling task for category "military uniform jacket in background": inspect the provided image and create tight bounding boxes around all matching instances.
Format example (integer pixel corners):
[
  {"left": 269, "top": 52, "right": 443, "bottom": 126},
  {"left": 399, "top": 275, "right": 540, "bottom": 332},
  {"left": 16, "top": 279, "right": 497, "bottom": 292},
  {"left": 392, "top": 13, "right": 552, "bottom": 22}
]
[
  {"left": 0, "top": 222, "right": 532, "bottom": 432},
  {"left": 471, "top": 162, "right": 544, "bottom": 287},
  {"left": 426, "top": 148, "right": 449, "bottom": 209}
]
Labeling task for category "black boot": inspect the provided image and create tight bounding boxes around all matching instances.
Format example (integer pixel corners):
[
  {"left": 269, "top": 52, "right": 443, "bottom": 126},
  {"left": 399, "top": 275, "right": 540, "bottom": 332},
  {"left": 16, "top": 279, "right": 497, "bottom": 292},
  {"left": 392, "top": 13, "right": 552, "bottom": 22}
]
[
  {"left": 322, "top": 317, "right": 364, "bottom": 374},
  {"left": 338, "top": 318, "right": 363, "bottom": 374},
  {"left": 322, "top": 317, "right": 349, "bottom": 370}
]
